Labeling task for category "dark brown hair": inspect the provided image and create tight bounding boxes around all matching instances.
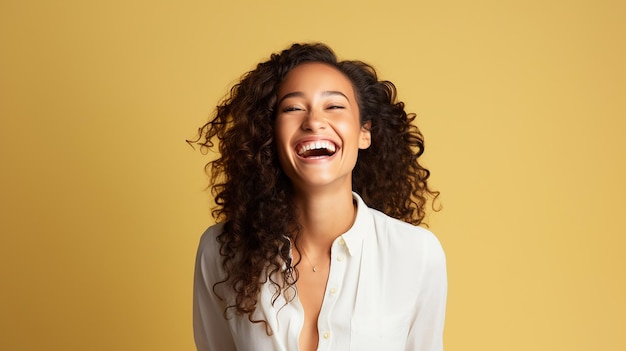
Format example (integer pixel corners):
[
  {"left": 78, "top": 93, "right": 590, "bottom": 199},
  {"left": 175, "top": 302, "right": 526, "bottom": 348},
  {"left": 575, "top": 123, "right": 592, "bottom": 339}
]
[{"left": 190, "top": 43, "right": 439, "bottom": 328}]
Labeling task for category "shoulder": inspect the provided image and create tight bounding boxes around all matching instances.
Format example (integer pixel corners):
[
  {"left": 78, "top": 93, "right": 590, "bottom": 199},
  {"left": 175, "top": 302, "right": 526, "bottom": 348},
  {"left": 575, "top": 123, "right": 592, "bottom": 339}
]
[
  {"left": 195, "top": 222, "right": 227, "bottom": 283},
  {"left": 197, "top": 222, "right": 225, "bottom": 257},
  {"left": 369, "top": 208, "right": 442, "bottom": 246},
  {"left": 368, "top": 207, "right": 446, "bottom": 265},
  {"left": 198, "top": 222, "right": 225, "bottom": 249},
  {"left": 352, "top": 192, "right": 445, "bottom": 262}
]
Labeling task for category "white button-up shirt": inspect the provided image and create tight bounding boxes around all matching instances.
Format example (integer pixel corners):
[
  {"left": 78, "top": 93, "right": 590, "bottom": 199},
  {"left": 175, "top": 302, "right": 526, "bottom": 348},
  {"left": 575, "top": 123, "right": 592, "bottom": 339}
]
[{"left": 194, "top": 193, "right": 447, "bottom": 351}]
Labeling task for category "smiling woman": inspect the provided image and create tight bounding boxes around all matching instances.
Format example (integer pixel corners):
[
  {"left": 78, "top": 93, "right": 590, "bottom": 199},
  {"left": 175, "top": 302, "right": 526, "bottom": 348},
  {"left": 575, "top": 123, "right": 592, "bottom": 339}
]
[{"left": 189, "top": 43, "right": 446, "bottom": 351}]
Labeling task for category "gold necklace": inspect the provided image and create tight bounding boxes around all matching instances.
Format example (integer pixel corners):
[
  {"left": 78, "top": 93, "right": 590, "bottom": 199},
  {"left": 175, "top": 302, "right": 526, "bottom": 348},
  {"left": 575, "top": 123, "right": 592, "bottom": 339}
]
[{"left": 300, "top": 249, "right": 318, "bottom": 272}]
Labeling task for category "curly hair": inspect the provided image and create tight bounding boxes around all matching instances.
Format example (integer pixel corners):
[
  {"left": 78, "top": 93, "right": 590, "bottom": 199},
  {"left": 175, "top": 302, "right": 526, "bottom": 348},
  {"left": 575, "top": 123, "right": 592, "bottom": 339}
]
[{"left": 189, "top": 42, "right": 439, "bottom": 329}]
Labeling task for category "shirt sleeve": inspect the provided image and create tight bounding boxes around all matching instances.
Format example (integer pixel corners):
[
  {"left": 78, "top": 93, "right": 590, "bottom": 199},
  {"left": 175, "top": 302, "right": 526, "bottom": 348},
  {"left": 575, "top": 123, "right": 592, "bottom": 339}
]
[
  {"left": 193, "top": 227, "right": 237, "bottom": 351},
  {"left": 406, "top": 233, "right": 448, "bottom": 351}
]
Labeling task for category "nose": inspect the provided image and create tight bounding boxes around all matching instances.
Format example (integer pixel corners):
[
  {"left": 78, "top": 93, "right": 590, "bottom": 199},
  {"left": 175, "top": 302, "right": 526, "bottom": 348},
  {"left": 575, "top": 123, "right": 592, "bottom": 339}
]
[{"left": 301, "top": 109, "right": 326, "bottom": 131}]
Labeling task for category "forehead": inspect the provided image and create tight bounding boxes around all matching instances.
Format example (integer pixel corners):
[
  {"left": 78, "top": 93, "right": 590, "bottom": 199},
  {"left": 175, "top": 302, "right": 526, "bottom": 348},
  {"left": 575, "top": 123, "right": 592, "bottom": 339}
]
[{"left": 277, "top": 63, "right": 355, "bottom": 98}]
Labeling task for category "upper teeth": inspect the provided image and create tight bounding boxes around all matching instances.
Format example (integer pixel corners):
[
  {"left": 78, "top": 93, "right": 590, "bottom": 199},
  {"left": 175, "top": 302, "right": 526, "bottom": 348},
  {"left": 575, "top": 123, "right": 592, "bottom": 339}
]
[{"left": 298, "top": 140, "right": 336, "bottom": 155}]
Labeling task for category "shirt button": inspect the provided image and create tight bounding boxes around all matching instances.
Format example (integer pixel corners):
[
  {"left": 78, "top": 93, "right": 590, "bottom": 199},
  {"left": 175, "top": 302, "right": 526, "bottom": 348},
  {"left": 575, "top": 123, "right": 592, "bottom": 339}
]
[
  {"left": 329, "top": 287, "right": 337, "bottom": 294},
  {"left": 337, "top": 255, "right": 344, "bottom": 262},
  {"left": 323, "top": 332, "right": 330, "bottom": 339},
  {"left": 338, "top": 238, "right": 346, "bottom": 245}
]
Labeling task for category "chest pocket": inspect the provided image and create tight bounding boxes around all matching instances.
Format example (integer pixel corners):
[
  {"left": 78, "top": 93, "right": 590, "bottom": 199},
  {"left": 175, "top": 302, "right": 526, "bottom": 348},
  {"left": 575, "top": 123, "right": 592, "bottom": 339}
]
[{"left": 349, "top": 316, "right": 410, "bottom": 351}]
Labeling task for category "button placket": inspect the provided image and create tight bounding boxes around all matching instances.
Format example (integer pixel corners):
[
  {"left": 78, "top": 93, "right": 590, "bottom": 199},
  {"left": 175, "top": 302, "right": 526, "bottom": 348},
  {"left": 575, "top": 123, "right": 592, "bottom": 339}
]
[
  {"left": 317, "top": 239, "right": 348, "bottom": 349},
  {"left": 327, "top": 239, "right": 347, "bottom": 300}
]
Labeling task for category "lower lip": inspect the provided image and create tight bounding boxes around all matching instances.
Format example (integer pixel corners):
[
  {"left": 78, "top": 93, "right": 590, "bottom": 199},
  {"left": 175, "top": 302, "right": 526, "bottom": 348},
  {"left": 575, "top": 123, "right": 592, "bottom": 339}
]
[{"left": 295, "top": 151, "right": 338, "bottom": 162}]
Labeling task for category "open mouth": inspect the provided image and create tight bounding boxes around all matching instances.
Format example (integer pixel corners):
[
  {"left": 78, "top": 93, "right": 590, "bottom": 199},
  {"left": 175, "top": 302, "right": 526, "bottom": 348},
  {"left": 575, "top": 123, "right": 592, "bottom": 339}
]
[{"left": 297, "top": 140, "right": 337, "bottom": 158}]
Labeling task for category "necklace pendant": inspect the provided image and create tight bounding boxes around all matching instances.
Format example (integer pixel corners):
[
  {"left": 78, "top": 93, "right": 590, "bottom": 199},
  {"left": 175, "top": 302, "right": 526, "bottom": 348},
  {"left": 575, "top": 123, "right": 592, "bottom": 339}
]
[{"left": 312, "top": 266, "right": 317, "bottom": 272}]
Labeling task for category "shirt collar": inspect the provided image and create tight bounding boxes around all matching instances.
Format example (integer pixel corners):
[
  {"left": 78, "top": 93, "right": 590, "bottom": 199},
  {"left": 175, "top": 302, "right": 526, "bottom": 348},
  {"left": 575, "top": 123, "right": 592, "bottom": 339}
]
[{"left": 338, "top": 192, "right": 373, "bottom": 258}]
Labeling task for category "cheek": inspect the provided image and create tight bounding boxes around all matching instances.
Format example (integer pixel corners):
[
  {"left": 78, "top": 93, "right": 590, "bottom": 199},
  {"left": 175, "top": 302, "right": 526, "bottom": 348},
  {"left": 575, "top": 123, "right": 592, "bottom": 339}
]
[
  {"left": 274, "top": 117, "right": 302, "bottom": 144},
  {"left": 337, "top": 120, "right": 363, "bottom": 143}
]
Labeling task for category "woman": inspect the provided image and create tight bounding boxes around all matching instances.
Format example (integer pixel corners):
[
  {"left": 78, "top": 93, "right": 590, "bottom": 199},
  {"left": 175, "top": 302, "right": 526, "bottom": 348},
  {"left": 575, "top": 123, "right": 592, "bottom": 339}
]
[{"left": 191, "top": 43, "right": 447, "bottom": 351}]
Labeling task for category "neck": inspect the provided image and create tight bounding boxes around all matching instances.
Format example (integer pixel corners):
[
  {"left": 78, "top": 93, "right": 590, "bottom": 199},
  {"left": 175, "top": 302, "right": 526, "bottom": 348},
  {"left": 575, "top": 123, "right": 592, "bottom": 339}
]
[{"left": 293, "top": 188, "right": 356, "bottom": 256}]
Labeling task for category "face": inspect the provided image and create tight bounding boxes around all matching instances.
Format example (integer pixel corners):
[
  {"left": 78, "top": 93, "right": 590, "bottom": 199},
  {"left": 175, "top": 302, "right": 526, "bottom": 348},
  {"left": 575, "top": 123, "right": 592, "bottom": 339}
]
[{"left": 274, "top": 63, "right": 371, "bottom": 192}]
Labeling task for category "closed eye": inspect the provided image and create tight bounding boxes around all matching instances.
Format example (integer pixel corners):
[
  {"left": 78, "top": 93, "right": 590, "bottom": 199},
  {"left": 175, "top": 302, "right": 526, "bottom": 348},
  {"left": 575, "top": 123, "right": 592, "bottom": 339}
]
[
  {"left": 282, "top": 106, "right": 304, "bottom": 112},
  {"left": 327, "top": 105, "right": 345, "bottom": 109}
]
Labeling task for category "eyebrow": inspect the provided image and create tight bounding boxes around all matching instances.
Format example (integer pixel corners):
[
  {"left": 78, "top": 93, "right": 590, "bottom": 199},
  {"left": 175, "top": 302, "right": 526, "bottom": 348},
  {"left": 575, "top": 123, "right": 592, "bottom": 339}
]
[{"left": 277, "top": 91, "right": 350, "bottom": 105}]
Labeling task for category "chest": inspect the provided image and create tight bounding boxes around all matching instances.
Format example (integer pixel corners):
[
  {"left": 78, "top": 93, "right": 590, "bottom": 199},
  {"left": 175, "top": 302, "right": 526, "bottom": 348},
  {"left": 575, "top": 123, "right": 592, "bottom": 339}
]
[
  {"left": 296, "top": 266, "right": 330, "bottom": 351},
  {"left": 227, "top": 245, "right": 420, "bottom": 351}
]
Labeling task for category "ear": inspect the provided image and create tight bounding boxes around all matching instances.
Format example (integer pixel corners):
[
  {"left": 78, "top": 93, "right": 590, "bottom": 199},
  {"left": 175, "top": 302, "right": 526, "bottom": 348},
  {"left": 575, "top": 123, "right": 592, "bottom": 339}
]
[{"left": 358, "top": 120, "right": 372, "bottom": 149}]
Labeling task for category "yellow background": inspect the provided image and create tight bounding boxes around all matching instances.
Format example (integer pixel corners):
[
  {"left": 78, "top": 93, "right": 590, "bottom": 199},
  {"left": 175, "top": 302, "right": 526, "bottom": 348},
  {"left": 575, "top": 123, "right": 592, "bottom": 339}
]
[{"left": 1, "top": 0, "right": 624, "bottom": 350}]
